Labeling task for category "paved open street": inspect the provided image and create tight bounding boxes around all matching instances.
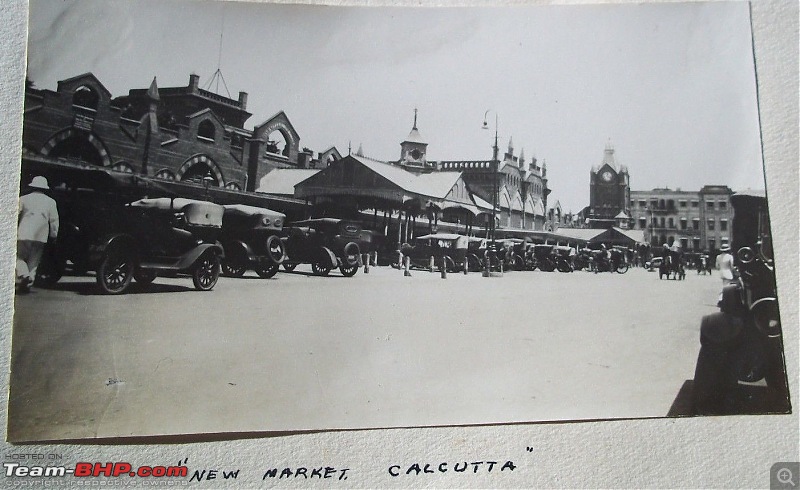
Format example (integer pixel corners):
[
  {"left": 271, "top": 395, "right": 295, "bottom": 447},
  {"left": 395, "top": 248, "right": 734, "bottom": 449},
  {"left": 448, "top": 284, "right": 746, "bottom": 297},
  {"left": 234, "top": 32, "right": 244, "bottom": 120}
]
[{"left": 8, "top": 266, "right": 722, "bottom": 442}]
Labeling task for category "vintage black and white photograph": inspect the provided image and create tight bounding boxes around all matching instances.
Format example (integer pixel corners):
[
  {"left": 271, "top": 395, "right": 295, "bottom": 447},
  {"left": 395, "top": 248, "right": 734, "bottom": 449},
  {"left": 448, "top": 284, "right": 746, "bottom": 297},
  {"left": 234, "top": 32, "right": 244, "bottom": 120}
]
[{"left": 8, "top": 0, "right": 790, "bottom": 442}]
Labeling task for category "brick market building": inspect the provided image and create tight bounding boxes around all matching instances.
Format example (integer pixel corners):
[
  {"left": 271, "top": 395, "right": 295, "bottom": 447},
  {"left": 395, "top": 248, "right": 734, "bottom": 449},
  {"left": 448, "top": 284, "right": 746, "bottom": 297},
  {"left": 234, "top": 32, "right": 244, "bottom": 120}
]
[{"left": 22, "top": 72, "right": 340, "bottom": 192}]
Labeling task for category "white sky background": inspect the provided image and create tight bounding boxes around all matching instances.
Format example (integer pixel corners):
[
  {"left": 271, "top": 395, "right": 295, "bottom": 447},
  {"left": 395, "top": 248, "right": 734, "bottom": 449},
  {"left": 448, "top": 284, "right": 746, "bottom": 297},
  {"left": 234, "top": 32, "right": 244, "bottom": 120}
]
[{"left": 26, "top": 0, "right": 765, "bottom": 213}]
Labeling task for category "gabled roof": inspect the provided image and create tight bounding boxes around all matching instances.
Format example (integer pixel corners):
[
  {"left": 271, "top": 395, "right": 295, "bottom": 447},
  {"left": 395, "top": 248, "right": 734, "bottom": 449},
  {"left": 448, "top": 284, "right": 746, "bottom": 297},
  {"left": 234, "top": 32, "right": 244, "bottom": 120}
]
[
  {"left": 614, "top": 211, "right": 630, "bottom": 219},
  {"left": 414, "top": 171, "right": 462, "bottom": 199},
  {"left": 56, "top": 72, "right": 113, "bottom": 99},
  {"left": 553, "top": 228, "right": 606, "bottom": 241},
  {"left": 613, "top": 227, "right": 646, "bottom": 243},
  {"left": 257, "top": 169, "right": 319, "bottom": 195}
]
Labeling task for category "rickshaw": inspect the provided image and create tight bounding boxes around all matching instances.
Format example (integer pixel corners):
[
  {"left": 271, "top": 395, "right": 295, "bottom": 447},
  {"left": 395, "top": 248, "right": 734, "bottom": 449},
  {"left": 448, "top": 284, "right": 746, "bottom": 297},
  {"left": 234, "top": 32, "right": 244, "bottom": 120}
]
[
  {"left": 91, "top": 197, "right": 225, "bottom": 294},
  {"left": 281, "top": 218, "right": 366, "bottom": 277},
  {"left": 220, "top": 204, "right": 286, "bottom": 278}
]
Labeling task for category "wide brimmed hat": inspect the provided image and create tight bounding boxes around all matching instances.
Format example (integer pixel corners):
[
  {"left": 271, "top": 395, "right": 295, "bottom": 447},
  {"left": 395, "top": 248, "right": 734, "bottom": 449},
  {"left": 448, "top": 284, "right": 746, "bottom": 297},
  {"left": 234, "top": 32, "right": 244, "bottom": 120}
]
[
  {"left": 719, "top": 244, "right": 731, "bottom": 252},
  {"left": 29, "top": 176, "right": 50, "bottom": 190}
]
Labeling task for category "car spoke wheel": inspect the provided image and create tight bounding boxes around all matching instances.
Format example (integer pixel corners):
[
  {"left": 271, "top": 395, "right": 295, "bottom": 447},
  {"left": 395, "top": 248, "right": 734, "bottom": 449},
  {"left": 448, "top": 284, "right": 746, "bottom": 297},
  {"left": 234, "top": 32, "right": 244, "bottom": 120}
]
[
  {"left": 97, "top": 248, "right": 134, "bottom": 294},
  {"left": 282, "top": 263, "right": 297, "bottom": 272},
  {"left": 616, "top": 262, "right": 629, "bottom": 274},
  {"left": 311, "top": 261, "right": 331, "bottom": 276},
  {"left": 192, "top": 252, "right": 220, "bottom": 291},
  {"left": 339, "top": 264, "right": 359, "bottom": 277},
  {"left": 222, "top": 259, "right": 247, "bottom": 278},
  {"left": 255, "top": 263, "right": 280, "bottom": 279}
]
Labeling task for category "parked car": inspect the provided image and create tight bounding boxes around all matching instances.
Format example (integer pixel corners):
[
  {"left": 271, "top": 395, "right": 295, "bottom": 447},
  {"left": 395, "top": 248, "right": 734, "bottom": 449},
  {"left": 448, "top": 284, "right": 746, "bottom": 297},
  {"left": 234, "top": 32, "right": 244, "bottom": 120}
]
[
  {"left": 91, "top": 197, "right": 225, "bottom": 294},
  {"left": 220, "top": 204, "right": 286, "bottom": 278},
  {"left": 401, "top": 233, "right": 482, "bottom": 272},
  {"left": 281, "top": 218, "right": 367, "bottom": 276}
]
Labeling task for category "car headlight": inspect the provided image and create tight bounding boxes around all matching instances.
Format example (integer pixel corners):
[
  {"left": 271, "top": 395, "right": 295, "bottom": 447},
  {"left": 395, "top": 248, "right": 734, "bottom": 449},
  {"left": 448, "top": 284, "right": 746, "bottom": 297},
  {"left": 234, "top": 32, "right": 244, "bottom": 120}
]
[
  {"left": 274, "top": 219, "right": 282, "bottom": 228},
  {"left": 261, "top": 217, "right": 271, "bottom": 226}
]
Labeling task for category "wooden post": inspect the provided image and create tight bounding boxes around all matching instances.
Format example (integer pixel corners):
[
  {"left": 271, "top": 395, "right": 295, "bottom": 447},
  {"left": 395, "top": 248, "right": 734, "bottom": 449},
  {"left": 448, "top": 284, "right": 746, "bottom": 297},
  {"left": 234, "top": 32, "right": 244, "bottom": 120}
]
[
  {"left": 463, "top": 257, "right": 469, "bottom": 275},
  {"left": 440, "top": 255, "right": 447, "bottom": 279},
  {"left": 429, "top": 255, "right": 435, "bottom": 273},
  {"left": 404, "top": 255, "right": 411, "bottom": 277}
]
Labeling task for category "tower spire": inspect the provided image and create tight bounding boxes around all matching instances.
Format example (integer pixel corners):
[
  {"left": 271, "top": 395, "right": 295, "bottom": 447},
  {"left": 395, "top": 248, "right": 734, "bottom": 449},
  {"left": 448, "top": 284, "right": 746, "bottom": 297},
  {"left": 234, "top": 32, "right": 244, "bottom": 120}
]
[{"left": 413, "top": 108, "right": 418, "bottom": 130}]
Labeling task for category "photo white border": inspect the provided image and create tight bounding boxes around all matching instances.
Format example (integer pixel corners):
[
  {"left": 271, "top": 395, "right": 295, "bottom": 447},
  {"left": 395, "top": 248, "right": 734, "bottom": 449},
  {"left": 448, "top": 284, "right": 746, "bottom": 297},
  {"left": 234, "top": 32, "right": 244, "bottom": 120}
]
[{"left": 0, "top": 0, "right": 796, "bottom": 487}]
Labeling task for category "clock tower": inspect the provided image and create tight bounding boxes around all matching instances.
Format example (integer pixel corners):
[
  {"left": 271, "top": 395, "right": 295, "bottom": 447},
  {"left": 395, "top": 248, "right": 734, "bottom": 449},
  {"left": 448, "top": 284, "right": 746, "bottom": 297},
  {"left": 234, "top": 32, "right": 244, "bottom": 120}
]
[
  {"left": 589, "top": 143, "right": 630, "bottom": 227},
  {"left": 399, "top": 109, "right": 430, "bottom": 173}
]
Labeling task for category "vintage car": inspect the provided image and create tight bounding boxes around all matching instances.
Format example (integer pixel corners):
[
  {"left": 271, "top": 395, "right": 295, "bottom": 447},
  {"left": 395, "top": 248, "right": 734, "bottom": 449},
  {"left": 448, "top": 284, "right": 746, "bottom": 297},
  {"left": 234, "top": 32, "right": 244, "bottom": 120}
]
[
  {"left": 528, "top": 244, "right": 556, "bottom": 272},
  {"left": 692, "top": 190, "right": 789, "bottom": 415},
  {"left": 220, "top": 204, "right": 286, "bottom": 278},
  {"left": 400, "top": 233, "right": 482, "bottom": 272},
  {"left": 281, "top": 218, "right": 367, "bottom": 276},
  {"left": 91, "top": 197, "right": 225, "bottom": 294}
]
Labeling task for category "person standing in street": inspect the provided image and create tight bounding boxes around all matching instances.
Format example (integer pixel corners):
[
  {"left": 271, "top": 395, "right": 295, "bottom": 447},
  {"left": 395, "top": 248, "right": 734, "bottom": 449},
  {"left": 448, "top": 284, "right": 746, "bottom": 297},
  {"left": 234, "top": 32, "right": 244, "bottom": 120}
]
[
  {"left": 16, "top": 176, "right": 59, "bottom": 292},
  {"left": 715, "top": 244, "right": 736, "bottom": 287}
]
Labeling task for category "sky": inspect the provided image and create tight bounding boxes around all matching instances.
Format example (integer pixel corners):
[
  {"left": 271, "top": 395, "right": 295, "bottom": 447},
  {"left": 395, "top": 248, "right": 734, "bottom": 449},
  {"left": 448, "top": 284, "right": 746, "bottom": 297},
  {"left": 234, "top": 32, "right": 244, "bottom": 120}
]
[{"left": 25, "top": 0, "right": 766, "bottom": 212}]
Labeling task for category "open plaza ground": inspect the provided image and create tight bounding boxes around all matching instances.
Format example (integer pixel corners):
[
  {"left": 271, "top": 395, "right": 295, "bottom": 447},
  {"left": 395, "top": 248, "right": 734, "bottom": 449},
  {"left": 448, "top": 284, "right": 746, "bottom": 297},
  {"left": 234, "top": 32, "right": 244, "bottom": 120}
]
[{"left": 8, "top": 266, "right": 723, "bottom": 442}]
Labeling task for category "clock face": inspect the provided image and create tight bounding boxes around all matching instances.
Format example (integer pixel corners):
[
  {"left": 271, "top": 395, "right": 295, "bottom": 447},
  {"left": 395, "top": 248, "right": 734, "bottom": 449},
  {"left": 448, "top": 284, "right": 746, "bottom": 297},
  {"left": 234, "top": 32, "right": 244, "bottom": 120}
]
[{"left": 601, "top": 170, "right": 613, "bottom": 182}]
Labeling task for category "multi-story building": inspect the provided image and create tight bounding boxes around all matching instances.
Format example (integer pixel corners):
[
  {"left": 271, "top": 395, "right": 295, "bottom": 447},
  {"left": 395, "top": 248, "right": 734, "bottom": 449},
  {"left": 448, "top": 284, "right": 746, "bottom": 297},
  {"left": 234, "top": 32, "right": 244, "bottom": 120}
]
[
  {"left": 629, "top": 185, "right": 733, "bottom": 252},
  {"left": 22, "top": 72, "right": 341, "bottom": 192}
]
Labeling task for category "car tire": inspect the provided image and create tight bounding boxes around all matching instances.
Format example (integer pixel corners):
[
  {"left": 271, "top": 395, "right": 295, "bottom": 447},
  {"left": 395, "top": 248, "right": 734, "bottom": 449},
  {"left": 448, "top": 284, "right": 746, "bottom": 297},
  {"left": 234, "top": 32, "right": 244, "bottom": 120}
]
[
  {"left": 342, "top": 242, "right": 361, "bottom": 267},
  {"left": 255, "top": 263, "right": 280, "bottom": 279},
  {"left": 265, "top": 235, "right": 286, "bottom": 265},
  {"left": 96, "top": 247, "right": 134, "bottom": 295},
  {"left": 192, "top": 252, "right": 220, "bottom": 291},
  {"left": 133, "top": 269, "right": 157, "bottom": 285},
  {"left": 311, "top": 260, "right": 331, "bottom": 276},
  {"left": 282, "top": 263, "right": 297, "bottom": 272},
  {"left": 222, "top": 260, "right": 247, "bottom": 278},
  {"left": 339, "top": 264, "right": 359, "bottom": 277}
]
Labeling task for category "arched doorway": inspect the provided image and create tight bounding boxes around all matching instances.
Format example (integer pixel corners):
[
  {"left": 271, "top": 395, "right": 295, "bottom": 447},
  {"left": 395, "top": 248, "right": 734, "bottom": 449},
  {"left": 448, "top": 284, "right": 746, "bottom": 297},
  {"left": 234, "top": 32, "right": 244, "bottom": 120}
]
[
  {"left": 42, "top": 129, "right": 111, "bottom": 167},
  {"left": 177, "top": 155, "right": 224, "bottom": 187}
]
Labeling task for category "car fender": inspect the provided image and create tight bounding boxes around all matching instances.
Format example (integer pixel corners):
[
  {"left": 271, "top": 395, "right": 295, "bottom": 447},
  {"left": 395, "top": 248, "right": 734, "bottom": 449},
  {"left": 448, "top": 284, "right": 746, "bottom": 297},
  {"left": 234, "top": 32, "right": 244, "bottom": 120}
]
[
  {"left": 175, "top": 243, "right": 225, "bottom": 271},
  {"left": 319, "top": 246, "right": 338, "bottom": 269},
  {"left": 88, "top": 233, "right": 138, "bottom": 266},
  {"left": 223, "top": 239, "right": 254, "bottom": 262}
]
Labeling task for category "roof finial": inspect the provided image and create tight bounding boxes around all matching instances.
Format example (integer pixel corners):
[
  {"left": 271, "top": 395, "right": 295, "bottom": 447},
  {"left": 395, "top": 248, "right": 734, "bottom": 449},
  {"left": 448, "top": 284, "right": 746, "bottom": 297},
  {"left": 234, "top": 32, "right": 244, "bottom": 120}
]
[
  {"left": 147, "top": 77, "right": 159, "bottom": 101},
  {"left": 508, "top": 136, "right": 514, "bottom": 153},
  {"left": 348, "top": 141, "right": 352, "bottom": 156},
  {"left": 356, "top": 143, "right": 364, "bottom": 157},
  {"left": 413, "top": 108, "right": 418, "bottom": 130}
]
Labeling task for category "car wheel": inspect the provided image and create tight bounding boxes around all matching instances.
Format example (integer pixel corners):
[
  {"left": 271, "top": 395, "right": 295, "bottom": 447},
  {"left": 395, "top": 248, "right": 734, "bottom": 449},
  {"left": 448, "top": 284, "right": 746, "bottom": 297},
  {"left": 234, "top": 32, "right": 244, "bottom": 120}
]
[
  {"left": 192, "top": 252, "right": 220, "bottom": 291},
  {"left": 311, "top": 260, "right": 331, "bottom": 276},
  {"left": 222, "top": 259, "right": 247, "bottom": 278},
  {"left": 616, "top": 263, "right": 629, "bottom": 274},
  {"left": 339, "top": 264, "right": 359, "bottom": 277},
  {"left": 133, "top": 269, "right": 157, "bottom": 285},
  {"left": 265, "top": 235, "right": 286, "bottom": 264},
  {"left": 255, "top": 263, "right": 280, "bottom": 279},
  {"left": 282, "top": 262, "right": 297, "bottom": 272},
  {"left": 96, "top": 247, "right": 134, "bottom": 295},
  {"left": 342, "top": 242, "right": 361, "bottom": 267}
]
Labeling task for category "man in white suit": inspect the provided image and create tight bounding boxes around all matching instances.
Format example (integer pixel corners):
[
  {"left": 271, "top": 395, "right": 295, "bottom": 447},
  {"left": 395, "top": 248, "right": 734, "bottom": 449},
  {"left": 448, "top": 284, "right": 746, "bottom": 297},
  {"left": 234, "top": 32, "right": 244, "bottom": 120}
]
[{"left": 16, "top": 176, "right": 59, "bottom": 291}]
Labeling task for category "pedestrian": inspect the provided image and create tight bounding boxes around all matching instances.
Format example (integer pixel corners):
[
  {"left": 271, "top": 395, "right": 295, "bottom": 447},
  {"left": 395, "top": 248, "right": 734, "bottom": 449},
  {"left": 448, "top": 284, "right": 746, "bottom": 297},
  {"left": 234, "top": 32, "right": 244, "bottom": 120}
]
[
  {"left": 715, "top": 244, "right": 736, "bottom": 287},
  {"left": 16, "top": 176, "right": 59, "bottom": 292}
]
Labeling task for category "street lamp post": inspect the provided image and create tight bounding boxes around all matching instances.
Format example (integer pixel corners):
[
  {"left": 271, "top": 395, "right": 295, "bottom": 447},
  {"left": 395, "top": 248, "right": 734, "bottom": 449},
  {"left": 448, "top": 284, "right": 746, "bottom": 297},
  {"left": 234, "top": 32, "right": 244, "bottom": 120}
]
[{"left": 482, "top": 110, "right": 500, "bottom": 268}]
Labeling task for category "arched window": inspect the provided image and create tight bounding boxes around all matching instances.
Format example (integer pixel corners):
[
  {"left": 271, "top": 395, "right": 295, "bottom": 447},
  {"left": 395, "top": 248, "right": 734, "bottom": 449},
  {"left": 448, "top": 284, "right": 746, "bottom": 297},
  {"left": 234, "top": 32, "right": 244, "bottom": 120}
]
[
  {"left": 154, "top": 169, "right": 176, "bottom": 181},
  {"left": 111, "top": 162, "right": 134, "bottom": 173},
  {"left": 72, "top": 86, "right": 99, "bottom": 110},
  {"left": 198, "top": 120, "right": 216, "bottom": 141}
]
